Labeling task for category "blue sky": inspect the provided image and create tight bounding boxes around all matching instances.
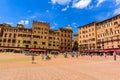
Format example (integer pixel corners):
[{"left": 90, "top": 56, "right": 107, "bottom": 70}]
[{"left": 0, "top": 0, "right": 120, "bottom": 34}]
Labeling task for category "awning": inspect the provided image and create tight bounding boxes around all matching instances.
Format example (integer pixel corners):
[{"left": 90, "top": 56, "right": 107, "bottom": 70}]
[
  {"left": 90, "top": 50, "right": 99, "bottom": 52},
  {"left": 103, "top": 48, "right": 119, "bottom": 53},
  {"left": 84, "top": 50, "right": 99, "bottom": 53},
  {"left": 51, "top": 51, "right": 59, "bottom": 52},
  {"left": 83, "top": 48, "right": 120, "bottom": 53},
  {"left": 103, "top": 50, "right": 114, "bottom": 53},
  {"left": 30, "top": 49, "right": 46, "bottom": 52},
  {"left": 83, "top": 50, "right": 90, "bottom": 53},
  {"left": 98, "top": 50, "right": 104, "bottom": 52},
  {"left": 59, "top": 50, "right": 65, "bottom": 53},
  {"left": 116, "top": 50, "right": 120, "bottom": 54}
]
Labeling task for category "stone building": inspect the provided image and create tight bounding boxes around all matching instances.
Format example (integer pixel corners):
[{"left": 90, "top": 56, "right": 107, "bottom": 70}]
[
  {"left": 77, "top": 14, "right": 120, "bottom": 53},
  {"left": 73, "top": 34, "right": 78, "bottom": 51},
  {"left": 78, "top": 22, "right": 97, "bottom": 52},
  {"left": 96, "top": 14, "right": 120, "bottom": 50},
  {"left": 59, "top": 27, "right": 72, "bottom": 52},
  {"left": 0, "top": 21, "right": 72, "bottom": 52}
]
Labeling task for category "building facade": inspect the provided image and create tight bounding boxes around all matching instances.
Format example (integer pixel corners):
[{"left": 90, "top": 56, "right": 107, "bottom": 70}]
[
  {"left": 97, "top": 15, "right": 120, "bottom": 50},
  {"left": 72, "top": 34, "right": 78, "bottom": 51},
  {"left": 0, "top": 21, "right": 72, "bottom": 52},
  {"left": 78, "top": 22, "right": 97, "bottom": 52},
  {"left": 77, "top": 14, "right": 120, "bottom": 53},
  {"left": 73, "top": 34, "right": 78, "bottom": 42},
  {"left": 59, "top": 27, "right": 72, "bottom": 52}
]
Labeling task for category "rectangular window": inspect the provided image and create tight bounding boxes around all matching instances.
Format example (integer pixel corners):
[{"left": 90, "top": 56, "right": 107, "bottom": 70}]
[
  {"left": 49, "top": 37, "right": 52, "bottom": 39},
  {"left": 9, "top": 34, "right": 12, "bottom": 37},
  {"left": 23, "top": 40, "right": 26, "bottom": 43},
  {"left": 41, "top": 36, "right": 43, "bottom": 38},
  {"left": 13, "top": 34, "right": 16, "bottom": 38},
  {"left": 8, "top": 39, "right": 11, "bottom": 43},
  {"left": 0, "top": 38, "right": 2, "bottom": 42},
  {"left": 18, "top": 34, "right": 22, "bottom": 37},
  {"left": 18, "top": 40, "right": 20, "bottom": 43},
  {"left": 23, "top": 34, "right": 26, "bottom": 37},
  {"left": 42, "top": 42, "right": 45, "bottom": 45},
  {"left": 34, "top": 41, "right": 37, "bottom": 44},
  {"left": 27, "top": 41, "right": 31, "bottom": 44},
  {"left": 4, "top": 33, "right": 7, "bottom": 37},
  {"left": 48, "top": 44, "right": 51, "bottom": 46},
  {"left": 44, "top": 36, "right": 46, "bottom": 39},
  {"left": 44, "top": 32, "right": 47, "bottom": 34},
  {"left": 12, "top": 39, "right": 16, "bottom": 43}
]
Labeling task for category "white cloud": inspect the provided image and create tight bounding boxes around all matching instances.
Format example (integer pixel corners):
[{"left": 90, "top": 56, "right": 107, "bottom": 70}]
[
  {"left": 18, "top": 20, "right": 24, "bottom": 24},
  {"left": 6, "top": 22, "right": 13, "bottom": 25},
  {"left": 114, "top": 8, "right": 120, "bottom": 15},
  {"left": 51, "top": 0, "right": 71, "bottom": 5},
  {"left": 96, "top": 0, "right": 105, "bottom": 7},
  {"left": 27, "top": 10, "right": 31, "bottom": 13},
  {"left": 18, "top": 20, "right": 29, "bottom": 25},
  {"left": 46, "top": 10, "right": 49, "bottom": 13},
  {"left": 71, "top": 22, "right": 78, "bottom": 28},
  {"left": 61, "top": 5, "right": 69, "bottom": 11},
  {"left": 30, "top": 16, "right": 36, "bottom": 19},
  {"left": 72, "top": 0, "right": 92, "bottom": 9},
  {"left": 95, "top": 12, "right": 112, "bottom": 21},
  {"left": 115, "top": 0, "right": 120, "bottom": 6},
  {"left": 71, "top": 22, "right": 76, "bottom": 25},
  {"left": 25, "top": 20, "right": 29, "bottom": 25},
  {"left": 87, "top": 5, "right": 93, "bottom": 9},
  {"left": 51, "top": 23, "right": 58, "bottom": 29},
  {"left": 54, "top": 23, "right": 58, "bottom": 26},
  {"left": 51, "top": 26, "right": 55, "bottom": 29}
]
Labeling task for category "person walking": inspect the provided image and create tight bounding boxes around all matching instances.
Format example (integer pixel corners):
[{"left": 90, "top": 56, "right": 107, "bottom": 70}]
[
  {"left": 41, "top": 54, "right": 44, "bottom": 60},
  {"left": 64, "top": 52, "right": 68, "bottom": 58},
  {"left": 104, "top": 53, "right": 107, "bottom": 59},
  {"left": 76, "top": 52, "right": 78, "bottom": 58},
  {"left": 72, "top": 52, "right": 74, "bottom": 57},
  {"left": 113, "top": 51, "right": 116, "bottom": 61},
  {"left": 90, "top": 52, "right": 92, "bottom": 58},
  {"left": 32, "top": 53, "right": 35, "bottom": 64}
]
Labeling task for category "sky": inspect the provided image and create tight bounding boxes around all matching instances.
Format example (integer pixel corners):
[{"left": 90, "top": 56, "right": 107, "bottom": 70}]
[{"left": 0, "top": 0, "right": 120, "bottom": 34}]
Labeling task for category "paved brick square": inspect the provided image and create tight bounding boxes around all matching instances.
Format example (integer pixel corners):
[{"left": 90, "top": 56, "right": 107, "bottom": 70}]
[{"left": 0, "top": 53, "right": 120, "bottom": 80}]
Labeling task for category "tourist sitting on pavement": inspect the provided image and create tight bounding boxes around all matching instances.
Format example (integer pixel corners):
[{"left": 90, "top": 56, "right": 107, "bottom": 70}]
[{"left": 45, "top": 55, "right": 51, "bottom": 60}]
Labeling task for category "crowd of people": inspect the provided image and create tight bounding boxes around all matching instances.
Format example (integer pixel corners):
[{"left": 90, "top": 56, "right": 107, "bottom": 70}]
[{"left": 30, "top": 51, "right": 117, "bottom": 64}]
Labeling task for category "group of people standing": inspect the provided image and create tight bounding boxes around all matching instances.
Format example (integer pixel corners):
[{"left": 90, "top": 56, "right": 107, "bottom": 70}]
[
  {"left": 31, "top": 53, "right": 51, "bottom": 64},
  {"left": 89, "top": 51, "right": 117, "bottom": 61},
  {"left": 63, "top": 51, "right": 79, "bottom": 58},
  {"left": 31, "top": 51, "right": 117, "bottom": 64}
]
